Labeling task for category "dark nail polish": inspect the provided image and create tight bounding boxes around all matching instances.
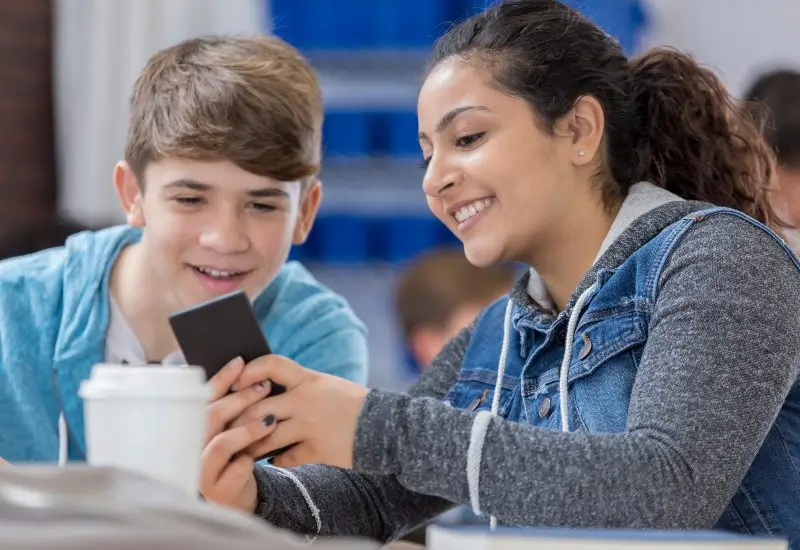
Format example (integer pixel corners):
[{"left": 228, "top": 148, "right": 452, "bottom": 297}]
[{"left": 263, "top": 415, "right": 275, "bottom": 426}]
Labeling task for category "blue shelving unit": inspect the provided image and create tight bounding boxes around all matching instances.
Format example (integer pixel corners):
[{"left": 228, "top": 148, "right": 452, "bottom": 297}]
[{"left": 271, "top": 0, "right": 487, "bottom": 50}]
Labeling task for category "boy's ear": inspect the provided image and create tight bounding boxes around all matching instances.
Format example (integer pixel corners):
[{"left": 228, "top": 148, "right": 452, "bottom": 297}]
[
  {"left": 292, "top": 179, "right": 322, "bottom": 245},
  {"left": 113, "top": 162, "right": 145, "bottom": 227}
]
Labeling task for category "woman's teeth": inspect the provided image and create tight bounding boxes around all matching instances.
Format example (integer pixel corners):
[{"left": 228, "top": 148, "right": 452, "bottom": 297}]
[{"left": 455, "top": 198, "right": 494, "bottom": 223}]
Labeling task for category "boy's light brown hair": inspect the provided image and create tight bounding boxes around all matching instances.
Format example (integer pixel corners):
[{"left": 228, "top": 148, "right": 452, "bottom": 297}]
[
  {"left": 394, "top": 248, "right": 518, "bottom": 339},
  {"left": 124, "top": 35, "right": 323, "bottom": 185}
]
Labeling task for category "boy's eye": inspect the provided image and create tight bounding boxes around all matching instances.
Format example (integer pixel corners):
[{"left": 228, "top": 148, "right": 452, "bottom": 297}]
[
  {"left": 175, "top": 196, "right": 203, "bottom": 205},
  {"left": 250, "top": 203, "right": 276, "bottom": 212}
]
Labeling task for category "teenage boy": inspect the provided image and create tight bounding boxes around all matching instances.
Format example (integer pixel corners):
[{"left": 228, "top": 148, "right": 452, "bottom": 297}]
[{"left": 0, "top": 36, "right": 368, "bottom": 463}]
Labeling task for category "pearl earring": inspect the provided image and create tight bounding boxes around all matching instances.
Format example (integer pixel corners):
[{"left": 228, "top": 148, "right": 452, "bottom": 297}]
[{"left": 577, "top": 150, "right": 585, "bottom": 157}]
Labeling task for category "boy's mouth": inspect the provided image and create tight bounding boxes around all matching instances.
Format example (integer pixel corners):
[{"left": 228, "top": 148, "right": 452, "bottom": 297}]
[
  {"left": 189, "top": 264, "right": 254, "bottom": 294},
  {"left": 191, "top": 265, "right": 250, "bottom": 279}
]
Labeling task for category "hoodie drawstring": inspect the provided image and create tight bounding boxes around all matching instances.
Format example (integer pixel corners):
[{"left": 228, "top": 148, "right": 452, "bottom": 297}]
[
  {"left": 466, "top": 283, "right": 596, "bottom": 528},
  {"left": 558, "top": 284, "right": 596, "bottom": 433},
  {"left": 266, "top": 464, "right": 321, "bottom": 544},
  {"left": 58, "top": 412, "right": 68, "bottom": 467},
  {"left": 466, "top": 299, "right": 513, "bottom": 526}
]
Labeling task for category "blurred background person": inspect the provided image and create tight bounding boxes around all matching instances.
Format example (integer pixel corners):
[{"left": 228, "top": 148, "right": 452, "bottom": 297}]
[
  {"left": 744, "top": 69, "right": 800, "bottom": 252},
  {"left": 394, "top": 248, "right": 516, "bottom": 371}
]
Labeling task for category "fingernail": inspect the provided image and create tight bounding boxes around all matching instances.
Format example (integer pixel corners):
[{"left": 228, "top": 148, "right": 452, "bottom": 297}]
[
  {"left": 262, "top": 415, "right": 275, "bottom": 426},
  {"left": 254, "top": 381, "right": 270, "bottom": 393},
  {"left": 228, "top": 358, "right": 245, "bottom": 391}
]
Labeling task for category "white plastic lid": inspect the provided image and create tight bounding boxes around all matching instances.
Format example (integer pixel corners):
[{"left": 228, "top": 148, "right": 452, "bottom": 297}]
[{"left": 79, "top": 364, "right": 211, "bottom": 401}]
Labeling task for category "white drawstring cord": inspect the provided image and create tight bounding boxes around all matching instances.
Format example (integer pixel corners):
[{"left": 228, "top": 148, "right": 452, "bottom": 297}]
[
  {"left": 57, "top": 412, "right": 68, "bottom": 467},
  {"left": 466, "top": 283, "right": 596, "bottom": 529},
  {"left": 466, "top": 299, "right": 513, "bottom": 529},
  {"left": 266, "top": 464, "right": 321, "bottom": 544},
  {"left": 558, "top": 283, "right": 596, "bottom": 433}
]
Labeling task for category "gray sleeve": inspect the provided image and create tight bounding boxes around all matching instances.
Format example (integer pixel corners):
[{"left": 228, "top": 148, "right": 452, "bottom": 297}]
[
  {"left": 353, "top": 215, "right": 800, "bottom": 528},
  {"left": 252, "top": 326, "right": 472, "bottom": 541}
]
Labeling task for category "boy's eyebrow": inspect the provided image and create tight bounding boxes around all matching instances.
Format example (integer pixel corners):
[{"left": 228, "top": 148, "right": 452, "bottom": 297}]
[
  {"left": 163, "top": 179, "right": 290, "bottom": 199},
  {"left": 163, "top": 179, "right": 211, "bottom": 192},
  {"left": 247, "top": 187, "right": 290, "bottom": 199}
]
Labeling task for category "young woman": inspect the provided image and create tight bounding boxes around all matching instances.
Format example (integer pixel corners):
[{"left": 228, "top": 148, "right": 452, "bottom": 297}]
[{"left": 198, "top": 0, "right": 800, "bottom": 546}]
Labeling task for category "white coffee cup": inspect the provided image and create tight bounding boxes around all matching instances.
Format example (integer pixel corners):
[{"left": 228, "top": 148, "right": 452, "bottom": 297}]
[{"left": 79, "top": 364, "right": 211, "bottom": 497}]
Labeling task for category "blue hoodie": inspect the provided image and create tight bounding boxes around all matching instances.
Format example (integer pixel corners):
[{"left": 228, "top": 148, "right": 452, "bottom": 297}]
[{"left": 0, "top": 225, "right": 368, "bottom": 463}]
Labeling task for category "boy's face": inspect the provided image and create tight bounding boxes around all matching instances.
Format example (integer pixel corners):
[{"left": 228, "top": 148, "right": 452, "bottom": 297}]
[{"left": 114, "top": 158, "right": 321, "bottom": 310}]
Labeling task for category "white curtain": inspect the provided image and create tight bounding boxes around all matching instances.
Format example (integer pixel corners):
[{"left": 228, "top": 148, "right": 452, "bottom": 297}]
[
  {"left": 54, "top": 0, "right": 268, "bottom": 226},
  {"left": 641, "top": 0, "right": 800, "bottom": 97}
]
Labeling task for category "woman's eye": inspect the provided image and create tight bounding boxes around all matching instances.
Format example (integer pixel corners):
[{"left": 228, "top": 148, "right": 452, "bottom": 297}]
[{"left": 455, "top": 132, "right": 485, "bottom": 148}]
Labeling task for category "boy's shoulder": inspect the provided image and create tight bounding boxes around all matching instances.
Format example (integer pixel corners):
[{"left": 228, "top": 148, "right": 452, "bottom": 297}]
[
  {"left": 0, "top": 225, "right": 134, "bottom": 282},
  {"left": 0, "top": 242, "right": 70, "bottom": 306},
  {"left": 254, "top": 261, "right": 362, "bottom": 327},
  {"left": 254, "top": 261, "right": 368, "bottom": 383},
  {"left": 0, "top": 225, "right": 139, "bottom": 317},
  {"left": 0, "top": 240, "right": 74, "bottom": 347}
]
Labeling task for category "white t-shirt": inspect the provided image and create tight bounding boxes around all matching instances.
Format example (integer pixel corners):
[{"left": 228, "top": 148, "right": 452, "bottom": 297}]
[{"left": 104, "top": 297, "right": 185, "bottom": 366}]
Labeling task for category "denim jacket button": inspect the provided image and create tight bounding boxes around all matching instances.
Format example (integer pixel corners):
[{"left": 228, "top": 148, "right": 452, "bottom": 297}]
[
  {"left": 578, "top": 333, "right": 592, "bottom": 360},
  {"left": 467, "top": 388, "right": 489, "bottom": 412},
  {"left": 538, "top": 396, "right": 552, "bottom": 418}
]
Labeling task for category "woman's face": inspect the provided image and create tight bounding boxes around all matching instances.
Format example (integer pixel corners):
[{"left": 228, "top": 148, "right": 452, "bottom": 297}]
[{"left": 418, "top": 59, "right": 582, "bottom": 268}]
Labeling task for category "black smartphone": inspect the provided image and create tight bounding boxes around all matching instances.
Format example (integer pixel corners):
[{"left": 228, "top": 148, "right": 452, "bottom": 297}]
[
  {"left": 169, "top": 290, "right": 290, "bottom": 460},
  {"left": 168, "top": 290, "right": 285, "bottom": 396}
]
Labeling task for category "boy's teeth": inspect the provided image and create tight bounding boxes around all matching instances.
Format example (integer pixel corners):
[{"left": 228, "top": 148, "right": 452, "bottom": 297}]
[
  {"left": 455, "top": 198, "right": 494, "bottom": 223},
  {"left": 197, "top": 267, "right": 243, "bottom": 278}
]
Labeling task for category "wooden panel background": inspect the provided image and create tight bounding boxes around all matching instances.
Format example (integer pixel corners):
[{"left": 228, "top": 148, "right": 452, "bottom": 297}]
[{"left": 0, "top": 0, "right": 57, "bottom": 230}]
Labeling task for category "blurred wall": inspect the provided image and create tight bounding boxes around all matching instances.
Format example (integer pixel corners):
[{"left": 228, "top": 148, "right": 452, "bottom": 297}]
[
  {"left": 0, "top": 0, "right": 57, "bottom": 229},
  {"left": 642, "top": 0, "right": 800, "bottom": 95},
  {"left": 52, "top": 0, "right": 800, "bottom": 227}
]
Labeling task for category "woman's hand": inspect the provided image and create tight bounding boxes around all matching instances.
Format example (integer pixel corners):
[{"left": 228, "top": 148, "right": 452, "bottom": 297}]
[{"left": 228, "top": 355, "right": 370, "bottom": 469}]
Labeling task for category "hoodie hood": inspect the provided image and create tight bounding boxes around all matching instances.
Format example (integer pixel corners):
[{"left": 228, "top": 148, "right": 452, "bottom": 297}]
[
  {"left": 53, "top": 226, "right": 143, "bottom": 460},
  {"left": 515, "top": 182, "right": 711, "bottom": 316}
]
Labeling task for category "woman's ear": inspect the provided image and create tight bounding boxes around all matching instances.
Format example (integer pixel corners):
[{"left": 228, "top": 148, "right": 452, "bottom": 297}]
[{"left": 555, "top": 95, "right": 605, "bottom": 167}]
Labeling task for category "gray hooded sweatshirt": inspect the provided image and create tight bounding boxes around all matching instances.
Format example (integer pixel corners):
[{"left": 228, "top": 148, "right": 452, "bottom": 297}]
[{"left": 252, "top": 183, "right": 800, "bottom": 544}]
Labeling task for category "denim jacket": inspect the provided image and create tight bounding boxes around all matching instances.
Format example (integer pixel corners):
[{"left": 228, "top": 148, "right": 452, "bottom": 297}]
[{"left": 445, "top": 206, "right": 800, "bottom": 540}]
